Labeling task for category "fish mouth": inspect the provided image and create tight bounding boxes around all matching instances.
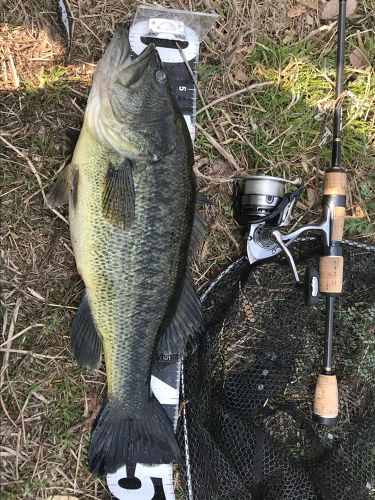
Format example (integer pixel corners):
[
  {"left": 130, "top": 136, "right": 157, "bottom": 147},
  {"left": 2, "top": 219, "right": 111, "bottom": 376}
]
[
  {"left": 117, "top": 43, "right": 158, "bottom": 87},
  {"left": 96, "top": 29, "right": 159, "bottom": 87},
  {"left": 94, "top": 29, "right": 131, "bottom": 81}
]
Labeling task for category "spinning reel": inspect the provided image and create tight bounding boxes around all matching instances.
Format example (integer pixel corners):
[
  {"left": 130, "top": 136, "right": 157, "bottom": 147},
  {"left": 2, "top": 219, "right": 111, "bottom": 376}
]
[{"left": 234, "top": 175, "right": 328, "bottom": 307}]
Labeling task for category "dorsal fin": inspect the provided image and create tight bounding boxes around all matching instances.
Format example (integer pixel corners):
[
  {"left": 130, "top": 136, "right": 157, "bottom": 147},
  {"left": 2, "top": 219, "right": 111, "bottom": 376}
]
[{"left": 156, "top": 273, "right": 203, "bottom": 356}]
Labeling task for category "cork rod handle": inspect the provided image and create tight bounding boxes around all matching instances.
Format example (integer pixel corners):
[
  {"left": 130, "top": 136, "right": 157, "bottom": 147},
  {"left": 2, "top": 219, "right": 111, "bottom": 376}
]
[
  {"left": 323, "top": 171, "right": 346, "bottom": 240},
  {"left": 319, "top": 256, "right": 344, "bottom": 294},
  {"left": 319, "top": 171, "right": 346, "bottom": 294},
  {"left": 314, "top": 374, "right": 338, "bottom": 425}
]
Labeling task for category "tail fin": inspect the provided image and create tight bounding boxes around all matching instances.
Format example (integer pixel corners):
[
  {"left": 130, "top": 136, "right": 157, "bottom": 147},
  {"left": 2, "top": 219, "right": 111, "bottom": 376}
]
[{"left": 88, "top": 397, "right": 181, "bottom": 475}]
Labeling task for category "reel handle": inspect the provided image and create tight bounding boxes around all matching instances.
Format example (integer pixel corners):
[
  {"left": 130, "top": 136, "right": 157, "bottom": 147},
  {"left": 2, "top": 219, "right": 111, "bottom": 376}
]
[{"left": 314, "top": 373, "right": 338, "bottom": 425}]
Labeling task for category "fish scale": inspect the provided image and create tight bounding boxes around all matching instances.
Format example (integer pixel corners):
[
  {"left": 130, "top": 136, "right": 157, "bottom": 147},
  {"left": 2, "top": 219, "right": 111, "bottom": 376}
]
[{"left": 79, "top": 154, "right": 194, "bottom": 401}]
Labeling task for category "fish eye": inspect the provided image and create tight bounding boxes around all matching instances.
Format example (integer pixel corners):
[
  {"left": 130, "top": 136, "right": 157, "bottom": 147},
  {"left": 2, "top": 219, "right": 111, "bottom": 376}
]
[{"left": 155, "top": 70, "right": 167, "bottom": 84}]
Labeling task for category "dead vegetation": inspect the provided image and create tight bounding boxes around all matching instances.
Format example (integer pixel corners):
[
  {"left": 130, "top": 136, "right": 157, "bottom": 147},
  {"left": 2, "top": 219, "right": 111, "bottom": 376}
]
[{"left": 1, "top": 0, "right": 374, "bottom": 498}]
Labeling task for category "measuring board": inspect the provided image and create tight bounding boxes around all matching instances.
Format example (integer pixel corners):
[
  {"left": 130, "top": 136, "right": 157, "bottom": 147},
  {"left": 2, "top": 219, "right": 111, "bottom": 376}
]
[{"left": 107, "top": 6, "right": 217, "bottom": 500}]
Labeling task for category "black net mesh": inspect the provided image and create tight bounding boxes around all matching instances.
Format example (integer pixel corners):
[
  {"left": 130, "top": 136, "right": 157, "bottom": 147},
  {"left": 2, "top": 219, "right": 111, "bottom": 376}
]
[{"left": 178, "top": 239, "right": 375, "bottom": 500}]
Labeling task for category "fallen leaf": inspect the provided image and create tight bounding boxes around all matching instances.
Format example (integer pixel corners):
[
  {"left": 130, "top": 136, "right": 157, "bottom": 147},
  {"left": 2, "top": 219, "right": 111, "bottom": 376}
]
[
  {"left": 47, "top": 497, "right": 79, "bottom": 500},
  {"left": 307, "top": 187, "right": 318, "bottom": 205},
  {"left": 300, "top": 0, "right": 319, "bottom": 9},
  {"left": 296, "top": 201, "right": 308, "bottom": 211},
  {"left": 232, "top": 46, "right": 252, "bottom": 66},
  {"left": 287, "top": 4, "right": 307, "bottom": 18},
  {"left": 208, "top": 159, "right": 233, "bottom": 195},
  {"left": 88, "top": 395, "right": 100, "bottom": 414},
  {"left": 320, "top": 0, "right": 357, "bottom": 20},
  {"left": 234, "top": 68, "right": 249, "bottom": 82},
  {"left": 304, "top": 12, "right": 315, "bottom": 25},
  {"left": 210, "top": 159, "right": 232, "bottom": 177},
  {"left": 353, "top": 204, "right": 365, "bottom": 217},
  {"left": 27, "top": 287, "right": 45, "bottom": 301},
  {"left": 349, "top": 47, "right": 368, "bottom": 68}
]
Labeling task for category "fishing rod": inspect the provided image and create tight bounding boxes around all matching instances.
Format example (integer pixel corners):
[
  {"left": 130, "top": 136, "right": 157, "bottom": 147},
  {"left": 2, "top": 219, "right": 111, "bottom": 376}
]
[
  {"left": 313, "top": 0, "right": 347, "bottom": 425},
  {"left": 233, "top": 0, "right": 347, "bottom": 425}
]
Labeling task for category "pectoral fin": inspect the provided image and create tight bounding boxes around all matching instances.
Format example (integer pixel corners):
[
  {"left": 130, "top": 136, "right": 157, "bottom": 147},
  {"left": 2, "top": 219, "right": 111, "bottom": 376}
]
[
  {"left": 102, "top": 158, "right": 135, "bottom": 229},
  {"left": 70, "top": 294, "right": 102, "bottom": 369},
  {"left": 47, "top": 163, "right": 72, "bottom": 207}
]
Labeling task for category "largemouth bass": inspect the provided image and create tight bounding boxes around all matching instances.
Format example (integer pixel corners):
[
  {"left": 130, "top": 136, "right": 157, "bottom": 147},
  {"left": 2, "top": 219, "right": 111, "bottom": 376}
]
[{"left": 48, "top": 29, "right": 205, "bottom": 475}]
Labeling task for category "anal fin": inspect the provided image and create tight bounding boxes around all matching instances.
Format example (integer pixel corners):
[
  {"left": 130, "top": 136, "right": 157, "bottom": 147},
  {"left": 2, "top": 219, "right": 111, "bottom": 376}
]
[
  {"left": 196, "top": 191, "right": 212, "bottom": 206},
  {"left": 70, "top": 294, "right": 102, "bottom": 369}
]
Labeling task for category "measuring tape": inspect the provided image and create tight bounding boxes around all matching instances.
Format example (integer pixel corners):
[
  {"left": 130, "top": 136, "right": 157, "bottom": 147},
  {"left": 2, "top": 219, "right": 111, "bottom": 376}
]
[
  {"left": 107, "top": 361, "right": 181, "bottom": 500},
  {"left": 107, "top": 6, "right": 216, "bottom": 499},
  {"left": 128, "top": 17, "right": 200, "bottom": 140}
]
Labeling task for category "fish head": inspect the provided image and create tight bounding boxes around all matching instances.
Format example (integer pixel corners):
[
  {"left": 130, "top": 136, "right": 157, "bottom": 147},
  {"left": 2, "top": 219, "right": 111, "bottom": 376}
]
[{"left": 85, "top": 29, "right": 180, "bottom": 161}]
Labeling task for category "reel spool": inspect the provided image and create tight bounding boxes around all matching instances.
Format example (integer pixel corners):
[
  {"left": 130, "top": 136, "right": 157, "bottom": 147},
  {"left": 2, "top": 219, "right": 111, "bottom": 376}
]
[
  {"left": 233, "top": 175, "right": 302, "bottom": 228},
  {"left": 234, "top": 175, "right": 288, "bottom": 223}
]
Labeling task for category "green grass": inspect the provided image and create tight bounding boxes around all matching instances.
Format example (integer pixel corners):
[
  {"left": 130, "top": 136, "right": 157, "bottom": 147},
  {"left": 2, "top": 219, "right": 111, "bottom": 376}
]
[
  {"left": 346, "top": 181, "right": 375, "bottom": 236},
  {"left": 49, "top": 373, "right": 86, "bottom": 435},
  {"left": 22, "top": 66, "right": 70, "bottom": 108},
  {"left": 1, "top": 4, "right": 374, "bottom": 498},
  {"left": 243, "top": 37, "right": 373, "bottom": 172},
  {"left": 42, "top": 310, "right": 71, "bottom": 336},
  {"left": 341, "top": 303, "right": 375, "bottom": 381},
  {"left": 197, "top": 33, "right": 374, "bottom": 238}
]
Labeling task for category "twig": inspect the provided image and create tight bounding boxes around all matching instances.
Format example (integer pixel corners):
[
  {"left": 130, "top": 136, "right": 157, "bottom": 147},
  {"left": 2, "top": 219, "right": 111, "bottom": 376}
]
[
  {"left": 193, "top": 164, "right": 237, "bottom": 184},
  {"left": 195, "top": 122, "right": 241, "bottom": 171},
  {"left": 47, "top": 303, "right": 78, "bottom": 310},
  {"left": 232, "top": 129, "right": 275, "bottom": 166},
  {"left": 68, "top": 411, "right": 100, "bottom": 433},
  {"left": 0, "top": 324, "right": 44, "bottom": 348},
  {"left": 74, "top": 434, "right": 85, "bottom": 491},
  {"left": 0, "top": 395, "right": 17, "bottom": 428},
  {"left": 0, "top": 135, "right": 68, "bottom": 225},
  {"left": 0, "top": 298, "right": 21, "bottom": 387},
  {"left": 197, "top": 81, "right": 274, "bottom": 115},
  {"left": 305, "top": 21, "right": 337, "bottom": 41},
  {"left": 0, "top": 348, "right": 66, "bottom": 360}
]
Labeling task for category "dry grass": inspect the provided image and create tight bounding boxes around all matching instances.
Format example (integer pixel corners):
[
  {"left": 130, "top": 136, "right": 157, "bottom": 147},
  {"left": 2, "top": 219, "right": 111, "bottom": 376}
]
[{"left": 1, "top": 0, "right": 374, "bottom": 498}]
